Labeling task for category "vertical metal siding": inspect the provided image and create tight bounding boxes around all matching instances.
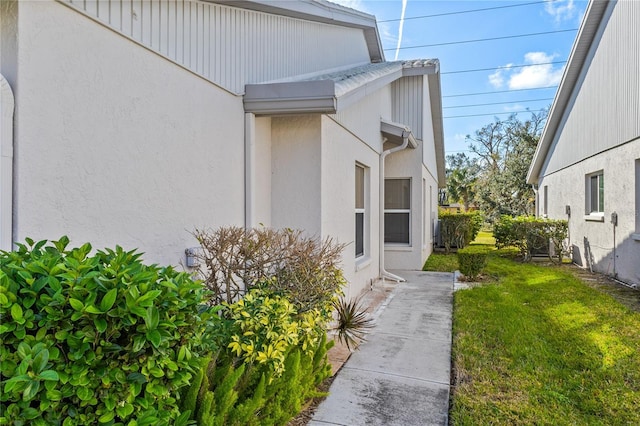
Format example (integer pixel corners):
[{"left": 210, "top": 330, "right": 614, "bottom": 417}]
[
  {"left": 544, "top": 0, "right": 640, "bottom": 175},
  {"left": 391, "top": 76, "right": 423, "bottom": 141},
  {"left": 62, "top": 0, "right": 371, "bottom": 94}
]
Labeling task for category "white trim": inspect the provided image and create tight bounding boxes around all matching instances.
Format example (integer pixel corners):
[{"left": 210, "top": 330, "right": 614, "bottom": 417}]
[
  {"left": 584, "top": 213, "right": 605, "bottom": 222},
  {"left": 0, "top": 75, "right": 14, "bottom": 251}
]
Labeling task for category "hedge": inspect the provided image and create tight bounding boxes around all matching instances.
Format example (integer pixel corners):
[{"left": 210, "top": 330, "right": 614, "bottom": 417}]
[
  {"left": 494, "top": 215, "right": 568, "bottom": 262},
  {"left": 457, "top": 246, "right": 489, "bottom": 280},
  {"left": 439, "top": 211, "right": 483, "bottom": 252}
]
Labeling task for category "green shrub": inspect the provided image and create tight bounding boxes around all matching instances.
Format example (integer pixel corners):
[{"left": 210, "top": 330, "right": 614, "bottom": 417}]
[
  {"left": 439, "top": 211, "right": 484, "bottom": 252},
  {"left": 457, "top": 246, "right": 489, "bottom": 280},
  {"left": 494, "top": 216, "right": 568, "bottom": 262},
  {"left": 0, "top": 237, "right": 211, "bottom": 425}
]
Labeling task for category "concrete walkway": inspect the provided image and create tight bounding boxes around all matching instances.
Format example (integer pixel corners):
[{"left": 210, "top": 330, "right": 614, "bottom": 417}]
[{"left": 310, "top": 271, "right": 454, "bottom": 426}]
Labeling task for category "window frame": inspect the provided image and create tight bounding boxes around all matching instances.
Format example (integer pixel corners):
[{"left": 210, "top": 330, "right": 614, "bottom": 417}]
[
  {"left": 355, "top": 163, "right": 367, "bottom": 259},
  {"left": 384, "top": 178, "right": 411, "bottom": 246},
  {"left": 585, "top": 170, "right": 604, "bottom": 221}
]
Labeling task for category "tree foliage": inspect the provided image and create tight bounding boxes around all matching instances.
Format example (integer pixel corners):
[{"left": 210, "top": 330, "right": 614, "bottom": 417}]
[{"left": 443, "top": 110, "right": 547, "bottom": 221}]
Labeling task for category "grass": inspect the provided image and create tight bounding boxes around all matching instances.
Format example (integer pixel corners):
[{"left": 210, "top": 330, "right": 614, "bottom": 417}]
[{"left": 423, "top": 234, "right": 640, "bottom": 425}]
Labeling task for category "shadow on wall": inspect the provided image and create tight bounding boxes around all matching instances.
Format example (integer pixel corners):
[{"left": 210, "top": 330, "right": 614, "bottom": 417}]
[{"left": 577, "top": 234, "right": 640, "bottom": 288}]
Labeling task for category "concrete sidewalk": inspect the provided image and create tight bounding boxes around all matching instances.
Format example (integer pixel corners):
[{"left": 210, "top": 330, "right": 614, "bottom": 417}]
[{"left": 310, "top": 271, "right": 454, "bottom": 426}]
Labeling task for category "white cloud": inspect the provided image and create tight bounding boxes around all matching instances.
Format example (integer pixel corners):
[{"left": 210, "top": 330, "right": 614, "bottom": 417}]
[
  {"left": 544, "top": 0, "right": 577, "bottom": 23},
  {"left": 509, "top": 52, "right": 564, "bottom": 89},
  {"left": 488, "top": 52, "right": 564, "bottom": 90}
]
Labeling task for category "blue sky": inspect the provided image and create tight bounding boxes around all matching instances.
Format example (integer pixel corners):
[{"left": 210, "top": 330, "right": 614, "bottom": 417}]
[{"left": 331, "top": 0, "right": 588, "bottom": 158}]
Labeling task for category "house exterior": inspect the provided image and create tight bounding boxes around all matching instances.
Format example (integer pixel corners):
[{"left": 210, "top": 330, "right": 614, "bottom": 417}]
[
  {"left": 0, "top": 0, "right": 445, "bottom": 298},
  {"left": 527, "top": 0, "right": 639, "bottom": 286}
]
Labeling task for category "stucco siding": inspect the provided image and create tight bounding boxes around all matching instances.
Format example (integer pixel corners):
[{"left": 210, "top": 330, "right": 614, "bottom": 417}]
[
  {"left": 60, "top": 0, "right": 371, "bottom": 94},
  {"left": 384, "top": 146, "right": 425, "bottom": 270},
  {"left": 539, "top": 139, "right": 640, "bottom": 286},
  {"left": 10, "top": 0, "right": 245, "bottom": 266},
  {"left": 252, "top": 116, "right": 272, "bottom": 227},
  {"left": 321, "top": 116, "right": 381, "bottom": 298},
  {"left": 331, "top": 85, "right": 392, "bottom": 152},
  {"left": 541, "top": 0, "right": 640, "bottom": 176},
  {"left": 270, "top": 115, "right": 322, "bottom": 236}
]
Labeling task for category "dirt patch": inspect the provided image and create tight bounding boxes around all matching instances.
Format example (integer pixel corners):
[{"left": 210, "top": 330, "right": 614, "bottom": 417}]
[{"left": 566, "top": 264, "right": 640, "bottom": 312}]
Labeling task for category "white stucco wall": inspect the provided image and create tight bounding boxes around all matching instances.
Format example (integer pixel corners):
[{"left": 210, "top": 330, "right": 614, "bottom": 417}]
[
  {"left": 9, "top": 1, "right": 245, "bottom": 266},
  {"left": 270, "top": 115, "right": 322, "bottom": 236},
  {"left": 252, "top": 116, "right": 272, "bottom": 227},
  {"left": 321, "top": 115, "right": 381, "bottom": 299},
  {"left": 538, "top": 139, "right": 640, "bottom": 286}
]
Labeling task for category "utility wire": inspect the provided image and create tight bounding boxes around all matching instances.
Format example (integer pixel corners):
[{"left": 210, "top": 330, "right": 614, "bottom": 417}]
[
  {"left": 378, "top": 1, "right": 548, "bottom": 22},
  {"left": 444, "top": 86, "right": 558, "bottom": 98},
  {"left": 444, "top": 108, "right": 548, "bottom": 119},
  {"left": 442, "top": 61, "right": 567, "bottom": 75},
  {"left": 384, "top": 28, "right": 578, "bottom": 50},
  {"left": 443, "top": 98, "right": 554, "bottom": 109}
]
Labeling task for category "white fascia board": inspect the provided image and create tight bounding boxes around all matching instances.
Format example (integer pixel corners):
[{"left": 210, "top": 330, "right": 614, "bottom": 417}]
[
  {"left": 244, "top": 80, "right": 337, "bottom": 114},
  {"left": 526, "top": 0, "right": 610, "bottom": 184},
  {"left": 211, "top": 0, "right": 384, "bottom": 62},
  {"left": 426, "top": 72, "right": 446, "bottom": 187}
]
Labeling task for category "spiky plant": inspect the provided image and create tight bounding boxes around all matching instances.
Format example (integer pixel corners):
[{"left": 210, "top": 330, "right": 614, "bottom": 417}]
[{"left": 332, "top": 295, "right": 375, "bottom": 351}]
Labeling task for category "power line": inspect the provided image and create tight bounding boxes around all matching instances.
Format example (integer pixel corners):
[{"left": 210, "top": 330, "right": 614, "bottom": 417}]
[
  {"left": 443, "top": 108, "right": 548, "bottom": 119},
  {"left": 443, "top": 86, "right": 558, "bottom": 98},
  {"left": 442, "top": 61, "right": 567, "bottom": 75},
  {"left": 378, "top": 1, "right": 549, "bottom": 23},
  {"left": 443, "top": 98, "right": 554, "bottom": 109},
  {"left": 384, "top": 28, "right": 578, "bottom": 51}
]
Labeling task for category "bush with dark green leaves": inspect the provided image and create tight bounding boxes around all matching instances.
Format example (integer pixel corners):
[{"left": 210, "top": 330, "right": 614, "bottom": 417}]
[
  {"left": 439, "top": 211, "right": 484, "bottom": 252},
  {"left": 0, "top": 237, "right": 213, "bottom": 425},
  {"left": 457, "top": 246, "right": 489, "bottom": 280},
  {"left": 494, "top": 215, "right": 568, "bottom": 262}
]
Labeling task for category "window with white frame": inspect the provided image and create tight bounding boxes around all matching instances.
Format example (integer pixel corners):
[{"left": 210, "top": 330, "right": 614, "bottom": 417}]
[
  {"left": 384, "top": 178, "right": 411, "bottom": 245},
  {"left": 543, "top": 185, "right": 548, "bottom": 217},
  {"left": 586, "top": 171, "right": 604, "bottom": 214},
  {"left": 355, "top": 164, "right": 366, "bottom": 258}
]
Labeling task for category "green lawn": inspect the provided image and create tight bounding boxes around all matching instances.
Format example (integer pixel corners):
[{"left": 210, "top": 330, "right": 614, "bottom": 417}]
[{"left": 425, "top": 247, "right": 640, "bottom": 425}]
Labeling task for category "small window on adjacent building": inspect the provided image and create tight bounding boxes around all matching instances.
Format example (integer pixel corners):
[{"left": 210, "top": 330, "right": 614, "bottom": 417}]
[
  {"left": 586, "top": 171, "right": 604, "bottom": 214},
  {"left": 543, "top": 185, "right": 548, "bottom": 217},
  {"left": 384, "top": 178, "right": 411, "bottom": 245},
  {"left": 355, "top": 164, "right": 366, "bottom": 258}
]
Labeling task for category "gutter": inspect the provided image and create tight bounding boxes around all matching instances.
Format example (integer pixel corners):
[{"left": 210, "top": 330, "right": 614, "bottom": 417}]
[{"left": 379, "top": 133, "right": 411, "bottom": 283}]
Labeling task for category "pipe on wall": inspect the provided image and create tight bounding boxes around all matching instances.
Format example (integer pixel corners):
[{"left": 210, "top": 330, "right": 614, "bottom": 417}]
[
  {"left": 379, "top": 134, "right": 411, "bottom": 283},
  {"left": 0, "top": 75, "right": 15, "bottom": 251}
]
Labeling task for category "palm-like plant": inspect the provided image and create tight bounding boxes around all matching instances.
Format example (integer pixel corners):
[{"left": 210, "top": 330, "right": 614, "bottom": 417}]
[{"left": 332, "top": 295, "right": 375, "bottom": 351}]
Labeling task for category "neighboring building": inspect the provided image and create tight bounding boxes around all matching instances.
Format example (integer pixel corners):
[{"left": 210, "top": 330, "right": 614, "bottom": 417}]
[
  {"left": 527, "top": 0, "right": 639, "bottom": 286},
  {"left": 0, "top": 0, "right": 445, "bottom": 297}
]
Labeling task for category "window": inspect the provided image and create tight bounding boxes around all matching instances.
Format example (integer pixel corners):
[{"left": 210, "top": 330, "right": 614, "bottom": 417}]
[
  {"left": 384, "top": 178, "right": 411, "bottom": 245},
  {"left": 355, "top": 164, "right": 365, "bottom": 257},
  {"left": 543, "top": 185, "right": 548, "bottom": 217},
  {"left": 586, "top": 171, "right": 604, "bottom": 214}
]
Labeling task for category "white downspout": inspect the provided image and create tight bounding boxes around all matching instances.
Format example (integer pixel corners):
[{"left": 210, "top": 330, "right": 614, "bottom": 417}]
[
  {"left": 0, "top": 75, "right": 15, "bottom": 251},
  {"left": 379, "top": 132, "right": 411, "bottom": 282}
]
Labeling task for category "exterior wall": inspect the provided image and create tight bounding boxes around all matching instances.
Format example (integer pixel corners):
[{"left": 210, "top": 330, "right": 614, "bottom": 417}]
[
  {"left": 321, "top": 115, "right": 381, "bottom": 299},
  {"left": 542, "top": 0, "right": 640, "bottom": 175},
  {"left": 270, "top": 115, "right": 322, "bottom": 236},
  {"left": 391, "top": 76, "right": 423, "bottom": 140},
  {"left": 384, "top": 145, "right": 425, "bottom": 270},
  {"left": 538, "top": 139, "right": 640, "bottom": 286},
  {"left": 421, "top": 164, "right": 438, "bottom": 264},
  {"left": 60, "top": 0, "right": 371, "bottom": 94},
  {"left": 9, "top": 0, "right": 245, "bottom": 266}
]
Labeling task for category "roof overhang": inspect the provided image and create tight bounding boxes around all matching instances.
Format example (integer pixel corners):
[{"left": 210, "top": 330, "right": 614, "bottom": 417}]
[
  {"left": 526, "top": 0, "right": 610, "bottom": 184},
  {"left": 244, "top": 59, "right": 439, "bottom": 115},
  {"left": 212, "top": 0, "right": 384, "bottom": 63},
  {"left": 381, "top": 119, "right": 418, "bottom": 149}
]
